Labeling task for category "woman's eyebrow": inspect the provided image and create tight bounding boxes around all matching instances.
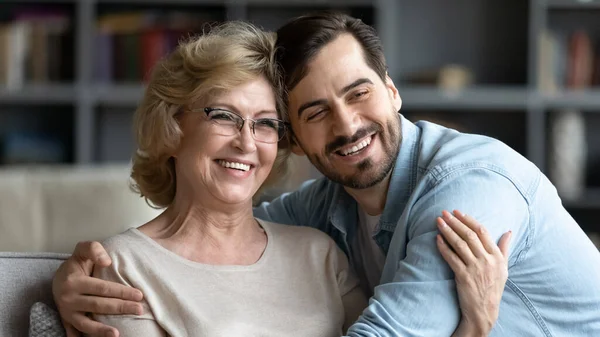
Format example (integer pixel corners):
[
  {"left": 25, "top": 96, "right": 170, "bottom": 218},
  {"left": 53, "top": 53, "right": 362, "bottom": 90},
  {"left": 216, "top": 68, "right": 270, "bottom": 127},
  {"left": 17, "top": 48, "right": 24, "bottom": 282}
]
[{"left": 255, "top": 109, "right": 278, "bottom": 117}]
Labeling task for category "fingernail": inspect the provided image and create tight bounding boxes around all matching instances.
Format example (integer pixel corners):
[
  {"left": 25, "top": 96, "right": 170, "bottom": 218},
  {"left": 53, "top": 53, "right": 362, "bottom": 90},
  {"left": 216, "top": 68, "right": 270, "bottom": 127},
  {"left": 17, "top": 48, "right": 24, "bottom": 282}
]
[
  {"left": 437, "top": 218, "right": 448, "bottom": 228},
  {"left": 456, "top": 210, "right": 466, "bottom": 217},
  {"left": 443, "top": 211, "right": 453, "bottom": 221},
  {"left": 129, "top": 304, "right": 143, "bottom": 315},
  {"left": 134, "top": 290, "right": 144, "bottom": 301}
]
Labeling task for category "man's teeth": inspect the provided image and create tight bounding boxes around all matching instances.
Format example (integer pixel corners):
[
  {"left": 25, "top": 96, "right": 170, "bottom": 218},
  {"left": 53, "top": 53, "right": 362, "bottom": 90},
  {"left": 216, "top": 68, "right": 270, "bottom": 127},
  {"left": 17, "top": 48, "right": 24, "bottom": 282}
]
[
  {"left": 340, "top": 137, "right": 371, "bottom": 156},
  {"left": 218, "top": 160, "right": 250, "bottom": 172}
]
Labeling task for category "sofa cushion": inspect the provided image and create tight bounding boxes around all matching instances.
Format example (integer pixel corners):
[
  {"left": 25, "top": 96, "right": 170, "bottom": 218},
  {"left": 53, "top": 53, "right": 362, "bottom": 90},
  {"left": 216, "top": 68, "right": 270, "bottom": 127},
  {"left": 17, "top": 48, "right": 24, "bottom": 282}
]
[
  {"left": 29, "top": 302, "right": 66, "bottom": 337},
  {"left": 0, "top": 252, "right": 69, "bottom": 337}
]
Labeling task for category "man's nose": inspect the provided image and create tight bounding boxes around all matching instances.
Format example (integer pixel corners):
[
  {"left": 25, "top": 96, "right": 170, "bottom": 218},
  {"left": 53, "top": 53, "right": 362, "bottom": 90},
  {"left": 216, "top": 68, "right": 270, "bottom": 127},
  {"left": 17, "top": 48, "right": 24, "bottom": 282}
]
[{"left": 331, "top": 105, "right": 360, "bottom": 137}]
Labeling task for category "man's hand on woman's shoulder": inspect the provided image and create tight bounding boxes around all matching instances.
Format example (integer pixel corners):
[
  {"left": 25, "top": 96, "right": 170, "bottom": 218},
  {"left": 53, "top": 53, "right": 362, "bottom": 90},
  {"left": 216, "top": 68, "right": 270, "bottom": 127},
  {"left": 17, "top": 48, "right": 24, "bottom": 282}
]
[{"left": 52, "top": 241, "right": 144, "bottom": 337}]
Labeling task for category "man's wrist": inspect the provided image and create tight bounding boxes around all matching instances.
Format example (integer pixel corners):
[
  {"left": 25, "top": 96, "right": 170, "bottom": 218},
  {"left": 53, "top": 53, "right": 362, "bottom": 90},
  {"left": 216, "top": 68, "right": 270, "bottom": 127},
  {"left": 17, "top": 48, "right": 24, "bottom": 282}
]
[{"left": 452, "top": 319, "right": 489, "bottom": 337}]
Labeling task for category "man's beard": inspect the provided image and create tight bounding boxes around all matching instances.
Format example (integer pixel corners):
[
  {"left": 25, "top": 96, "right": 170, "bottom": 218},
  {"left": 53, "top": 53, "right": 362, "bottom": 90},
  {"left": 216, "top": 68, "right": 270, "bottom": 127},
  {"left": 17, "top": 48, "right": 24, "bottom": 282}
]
[{"left": 304, "top": 112, "right": 401, "bottom": 190}]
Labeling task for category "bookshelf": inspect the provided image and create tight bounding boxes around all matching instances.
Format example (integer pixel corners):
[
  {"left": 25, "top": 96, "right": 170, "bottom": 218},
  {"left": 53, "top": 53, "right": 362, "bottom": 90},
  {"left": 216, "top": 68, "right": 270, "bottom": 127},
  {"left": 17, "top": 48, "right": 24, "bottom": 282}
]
[
  {"left": 0, "top": 0, "right": 599, "bottom": 233},
  {"left": 547, "top": 0, "right": 600, "bottom": 9}
]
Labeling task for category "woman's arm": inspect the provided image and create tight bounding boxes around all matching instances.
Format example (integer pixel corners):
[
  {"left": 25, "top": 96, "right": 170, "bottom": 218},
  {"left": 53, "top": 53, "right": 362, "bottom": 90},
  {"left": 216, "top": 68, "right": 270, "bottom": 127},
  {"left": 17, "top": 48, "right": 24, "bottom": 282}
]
[
  {"left": 329, "top": 238, "right": 369, "bottom": 333},
  {"left": 437, "top": 210, "right": 512, "bottom": 337},
  {"left": 342, "top": 287, "right": 368, "bottom": 333}
]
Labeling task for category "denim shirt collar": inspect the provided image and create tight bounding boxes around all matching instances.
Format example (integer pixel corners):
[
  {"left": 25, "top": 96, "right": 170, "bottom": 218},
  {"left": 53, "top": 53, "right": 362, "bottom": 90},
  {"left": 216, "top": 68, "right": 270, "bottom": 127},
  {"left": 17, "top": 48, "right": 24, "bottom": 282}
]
[{"left": 327, "top": 115, "right": 421, "bottom": 254}]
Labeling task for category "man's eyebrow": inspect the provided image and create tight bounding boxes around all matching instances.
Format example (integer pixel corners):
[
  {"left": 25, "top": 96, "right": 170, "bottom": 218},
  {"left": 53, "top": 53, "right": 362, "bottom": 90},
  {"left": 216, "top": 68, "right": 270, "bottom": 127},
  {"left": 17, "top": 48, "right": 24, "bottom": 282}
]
[
  {"left": 296, "top": 78, "right": 373, "bottom": 119},
  {"left": 339, "top": 78, "right": 373, "bottom": 96},
  {"left": 297, "top": 99, "right": 328, "bottom": 120}
]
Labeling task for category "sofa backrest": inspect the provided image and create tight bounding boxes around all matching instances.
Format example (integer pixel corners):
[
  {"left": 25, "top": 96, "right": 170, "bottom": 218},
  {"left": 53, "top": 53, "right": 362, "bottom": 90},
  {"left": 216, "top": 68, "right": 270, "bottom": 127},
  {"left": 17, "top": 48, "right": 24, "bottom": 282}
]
[
  {"left": 0, "top": 252, "right": 69, "bottom": 336},
  {"left": 0, "top": 165, "right": 161, "bottom": 253}
]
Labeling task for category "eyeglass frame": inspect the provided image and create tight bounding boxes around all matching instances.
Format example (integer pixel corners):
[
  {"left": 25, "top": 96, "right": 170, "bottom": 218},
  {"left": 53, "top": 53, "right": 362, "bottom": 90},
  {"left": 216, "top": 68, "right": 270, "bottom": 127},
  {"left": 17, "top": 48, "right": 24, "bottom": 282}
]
[{"left": 188, "top": 107, "right": 289, "bottom": 144}]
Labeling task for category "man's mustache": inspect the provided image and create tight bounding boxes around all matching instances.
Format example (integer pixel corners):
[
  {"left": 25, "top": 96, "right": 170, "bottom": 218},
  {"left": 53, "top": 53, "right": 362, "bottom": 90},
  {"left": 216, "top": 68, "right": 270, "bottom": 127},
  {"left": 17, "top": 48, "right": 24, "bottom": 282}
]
[{"left": 325, "top": 124, "right": 382, "bottom": 154}]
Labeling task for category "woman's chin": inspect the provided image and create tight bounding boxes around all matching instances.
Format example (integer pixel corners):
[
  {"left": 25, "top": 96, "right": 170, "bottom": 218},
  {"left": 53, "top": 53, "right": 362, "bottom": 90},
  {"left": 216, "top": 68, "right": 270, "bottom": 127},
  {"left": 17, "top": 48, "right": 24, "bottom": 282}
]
[{"left": 213, "top": 189, "right": 257, "bottom": 205}]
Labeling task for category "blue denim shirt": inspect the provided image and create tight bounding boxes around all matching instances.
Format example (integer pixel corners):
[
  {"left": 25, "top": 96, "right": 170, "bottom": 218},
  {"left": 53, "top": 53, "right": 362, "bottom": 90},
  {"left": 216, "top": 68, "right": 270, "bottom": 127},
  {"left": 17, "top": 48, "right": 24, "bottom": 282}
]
[{"left": 254, "top": 115, "right": 600, "bottom": 336}]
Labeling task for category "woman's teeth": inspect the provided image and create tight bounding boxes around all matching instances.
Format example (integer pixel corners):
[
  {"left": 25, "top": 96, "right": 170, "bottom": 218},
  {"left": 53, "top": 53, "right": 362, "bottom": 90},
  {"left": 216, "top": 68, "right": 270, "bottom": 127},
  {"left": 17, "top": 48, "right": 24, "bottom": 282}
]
[
  {"left": 218, "top": 160, "right": 250, "bottom": 172},
  {"left": 340, "top": 137, "right": 371, "bottom": 156}
]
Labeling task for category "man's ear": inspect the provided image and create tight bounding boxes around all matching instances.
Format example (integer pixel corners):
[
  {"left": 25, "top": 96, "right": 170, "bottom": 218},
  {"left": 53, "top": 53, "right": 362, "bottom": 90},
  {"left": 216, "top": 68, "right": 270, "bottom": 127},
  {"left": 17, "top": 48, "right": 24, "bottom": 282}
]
[{"left": 385, "top": 73, "right": 402, "bottom": 111}]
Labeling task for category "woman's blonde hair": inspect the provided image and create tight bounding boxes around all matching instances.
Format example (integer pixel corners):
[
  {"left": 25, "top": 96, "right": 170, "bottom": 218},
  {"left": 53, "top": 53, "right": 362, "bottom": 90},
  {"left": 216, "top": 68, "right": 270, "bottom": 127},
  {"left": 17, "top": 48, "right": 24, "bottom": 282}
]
[{"left": 130, "top": 21, "right": 289, "bottom": 208}]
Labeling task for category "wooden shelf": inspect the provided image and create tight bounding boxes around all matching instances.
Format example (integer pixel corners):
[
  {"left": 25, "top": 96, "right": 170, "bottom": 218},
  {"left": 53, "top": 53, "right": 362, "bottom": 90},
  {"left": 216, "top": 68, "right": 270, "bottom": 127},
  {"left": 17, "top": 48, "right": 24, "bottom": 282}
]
[
  {"left": 94, "top": 0, "right": 227, "bottom": 4},
  {"left": 541, "top": 90, "right": 600, "bottom": 110},
  {"left": 92, "top": 84, "right": 145, "bottom": 106},
  {"left": 92, "top": 0, "right": 371, "bottom": 5},
  {"left": 0, "top": 85, "right": 76, "bottom": 105},
  {"left": 398, "top": 86, "right": 530, "bottom": 110},
  {"left": 245, "top": 0, "right": 374, "bottom": 6},
  {"left": 399, "top": 87, "right": 600, "bottom": 111},
  {"left": 10, "top": 0, "right": 78, "bottom": 3},
  {"left": 546, "top": 0, "right": 600, "bottom": 9}
]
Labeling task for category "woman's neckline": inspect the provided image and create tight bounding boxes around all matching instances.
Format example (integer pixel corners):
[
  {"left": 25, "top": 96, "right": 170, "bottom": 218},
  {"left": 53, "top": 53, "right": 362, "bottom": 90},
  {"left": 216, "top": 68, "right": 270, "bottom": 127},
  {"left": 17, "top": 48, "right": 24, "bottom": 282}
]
[{"left": 128, "top": 218, "right": 273, "bottom": 271}]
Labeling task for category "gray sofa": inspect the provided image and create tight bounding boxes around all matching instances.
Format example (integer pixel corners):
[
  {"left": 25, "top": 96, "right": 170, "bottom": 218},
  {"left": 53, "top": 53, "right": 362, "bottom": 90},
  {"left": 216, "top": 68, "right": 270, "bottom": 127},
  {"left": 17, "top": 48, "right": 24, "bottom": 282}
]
[{"left": 0, "top": 252, "right": 69, "bottom": 336}]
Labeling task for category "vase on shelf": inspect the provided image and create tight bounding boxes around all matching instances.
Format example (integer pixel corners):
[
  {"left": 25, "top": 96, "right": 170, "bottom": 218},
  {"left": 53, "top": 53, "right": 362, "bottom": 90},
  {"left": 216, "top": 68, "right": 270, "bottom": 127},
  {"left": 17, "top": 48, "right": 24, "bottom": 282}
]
[{"left": 548, "top": 109, "right": 587, "bottom": 202}]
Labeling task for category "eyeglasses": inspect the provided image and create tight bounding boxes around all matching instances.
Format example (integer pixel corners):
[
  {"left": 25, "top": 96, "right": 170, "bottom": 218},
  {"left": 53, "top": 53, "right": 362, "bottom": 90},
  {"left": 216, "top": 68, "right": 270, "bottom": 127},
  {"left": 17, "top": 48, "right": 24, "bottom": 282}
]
[{"left": 197, "top": 107, "right": 288, "bottom": 144}]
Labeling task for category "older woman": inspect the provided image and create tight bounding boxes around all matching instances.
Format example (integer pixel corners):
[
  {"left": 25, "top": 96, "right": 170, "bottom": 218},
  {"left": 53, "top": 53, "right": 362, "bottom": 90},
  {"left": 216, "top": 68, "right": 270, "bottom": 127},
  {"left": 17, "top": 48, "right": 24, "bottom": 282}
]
[
  {"left": 90, "top": 21, "right": 365, "bottom": 337},
  {"left": 54, "top": 21, "right": 510, "bottom": 337}
]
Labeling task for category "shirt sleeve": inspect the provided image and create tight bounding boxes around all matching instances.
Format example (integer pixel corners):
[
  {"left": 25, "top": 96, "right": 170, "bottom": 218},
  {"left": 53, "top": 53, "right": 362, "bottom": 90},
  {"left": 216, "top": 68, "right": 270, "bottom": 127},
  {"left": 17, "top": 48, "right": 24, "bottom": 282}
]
[
  {"left": 253, "top": 178, "right": 331, "bottom": 230},
  {"left": 91, "top": 260, "right": 167, "bottom": 337},
  {"left": 345, "top": 167, "right": 530, "bottom": 337}
]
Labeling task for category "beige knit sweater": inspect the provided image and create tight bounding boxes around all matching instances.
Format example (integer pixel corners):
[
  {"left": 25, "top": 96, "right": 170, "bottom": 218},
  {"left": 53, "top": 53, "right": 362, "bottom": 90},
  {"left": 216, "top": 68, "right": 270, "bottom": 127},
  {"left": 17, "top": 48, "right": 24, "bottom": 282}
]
[{"left": 92, "top": 219, "right": 367, "bottom": 337}]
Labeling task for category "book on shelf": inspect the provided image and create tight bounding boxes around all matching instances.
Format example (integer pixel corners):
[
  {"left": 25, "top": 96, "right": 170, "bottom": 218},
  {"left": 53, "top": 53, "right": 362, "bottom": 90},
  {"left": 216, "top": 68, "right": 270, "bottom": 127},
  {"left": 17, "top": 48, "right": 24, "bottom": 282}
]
[
  {"left": 538, "top": 28, "right": 600, "bottom": 93},
  {"left": 0, "top": 7, "right": 73, "bottom": 90},
  {"left": 94, "top": 11, "right": 221, "bottom": 84},
  {"left": 0, "top": 131, "right": 66, "bottom": 165}
]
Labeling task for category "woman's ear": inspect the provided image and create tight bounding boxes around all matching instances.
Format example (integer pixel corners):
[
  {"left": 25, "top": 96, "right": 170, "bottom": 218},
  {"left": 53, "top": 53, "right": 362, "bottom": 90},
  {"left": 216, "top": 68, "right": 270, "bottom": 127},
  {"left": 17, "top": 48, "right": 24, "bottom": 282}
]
[{"left": 288, "top": 134, "right": 306, "bottom": 156}]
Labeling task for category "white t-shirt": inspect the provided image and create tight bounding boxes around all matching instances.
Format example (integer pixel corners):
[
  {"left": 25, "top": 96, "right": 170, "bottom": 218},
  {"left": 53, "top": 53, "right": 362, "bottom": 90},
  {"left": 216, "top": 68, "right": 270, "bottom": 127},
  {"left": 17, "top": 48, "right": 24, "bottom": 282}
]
[
  {"left": 92, "top": 219, "right": 367, "bottom": 337},
  {"left": 352, "top": 207, "right": 386, "bottom": 296}
]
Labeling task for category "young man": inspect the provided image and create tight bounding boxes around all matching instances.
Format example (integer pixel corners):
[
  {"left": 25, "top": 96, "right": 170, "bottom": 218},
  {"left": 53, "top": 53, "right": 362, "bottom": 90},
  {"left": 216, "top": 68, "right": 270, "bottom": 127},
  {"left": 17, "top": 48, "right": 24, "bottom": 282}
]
[{"left": 53, "top": 12, "right": 600, "bottom": 337}]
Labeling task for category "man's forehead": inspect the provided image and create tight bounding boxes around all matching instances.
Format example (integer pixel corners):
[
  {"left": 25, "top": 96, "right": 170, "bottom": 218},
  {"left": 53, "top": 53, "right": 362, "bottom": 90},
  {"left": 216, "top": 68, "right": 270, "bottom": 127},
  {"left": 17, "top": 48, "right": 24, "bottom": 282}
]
[
  {"left": 306, "top": 34, "right": 365, "bottom": 71},
  {"left": 294, "top": 38, "right": 373, "bottom": 89}
]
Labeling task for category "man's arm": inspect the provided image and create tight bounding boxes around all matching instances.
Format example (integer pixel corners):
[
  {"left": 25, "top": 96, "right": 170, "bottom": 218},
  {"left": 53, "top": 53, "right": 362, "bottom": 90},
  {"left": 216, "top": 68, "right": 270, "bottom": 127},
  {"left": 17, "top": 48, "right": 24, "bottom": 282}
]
[
  {"left": 346, "top": 168, "right": 530, "bottom": 336},
  {"left": 254, "top": 178, "right": 330, "bottom": 227}
]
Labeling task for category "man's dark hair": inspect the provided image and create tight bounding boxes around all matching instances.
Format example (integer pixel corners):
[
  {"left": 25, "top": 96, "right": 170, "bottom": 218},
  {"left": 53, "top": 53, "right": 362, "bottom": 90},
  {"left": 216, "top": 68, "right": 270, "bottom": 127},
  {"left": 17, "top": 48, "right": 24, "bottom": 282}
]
[{"left": 275, "top": 11, "right": 388, "bottom": 92}]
